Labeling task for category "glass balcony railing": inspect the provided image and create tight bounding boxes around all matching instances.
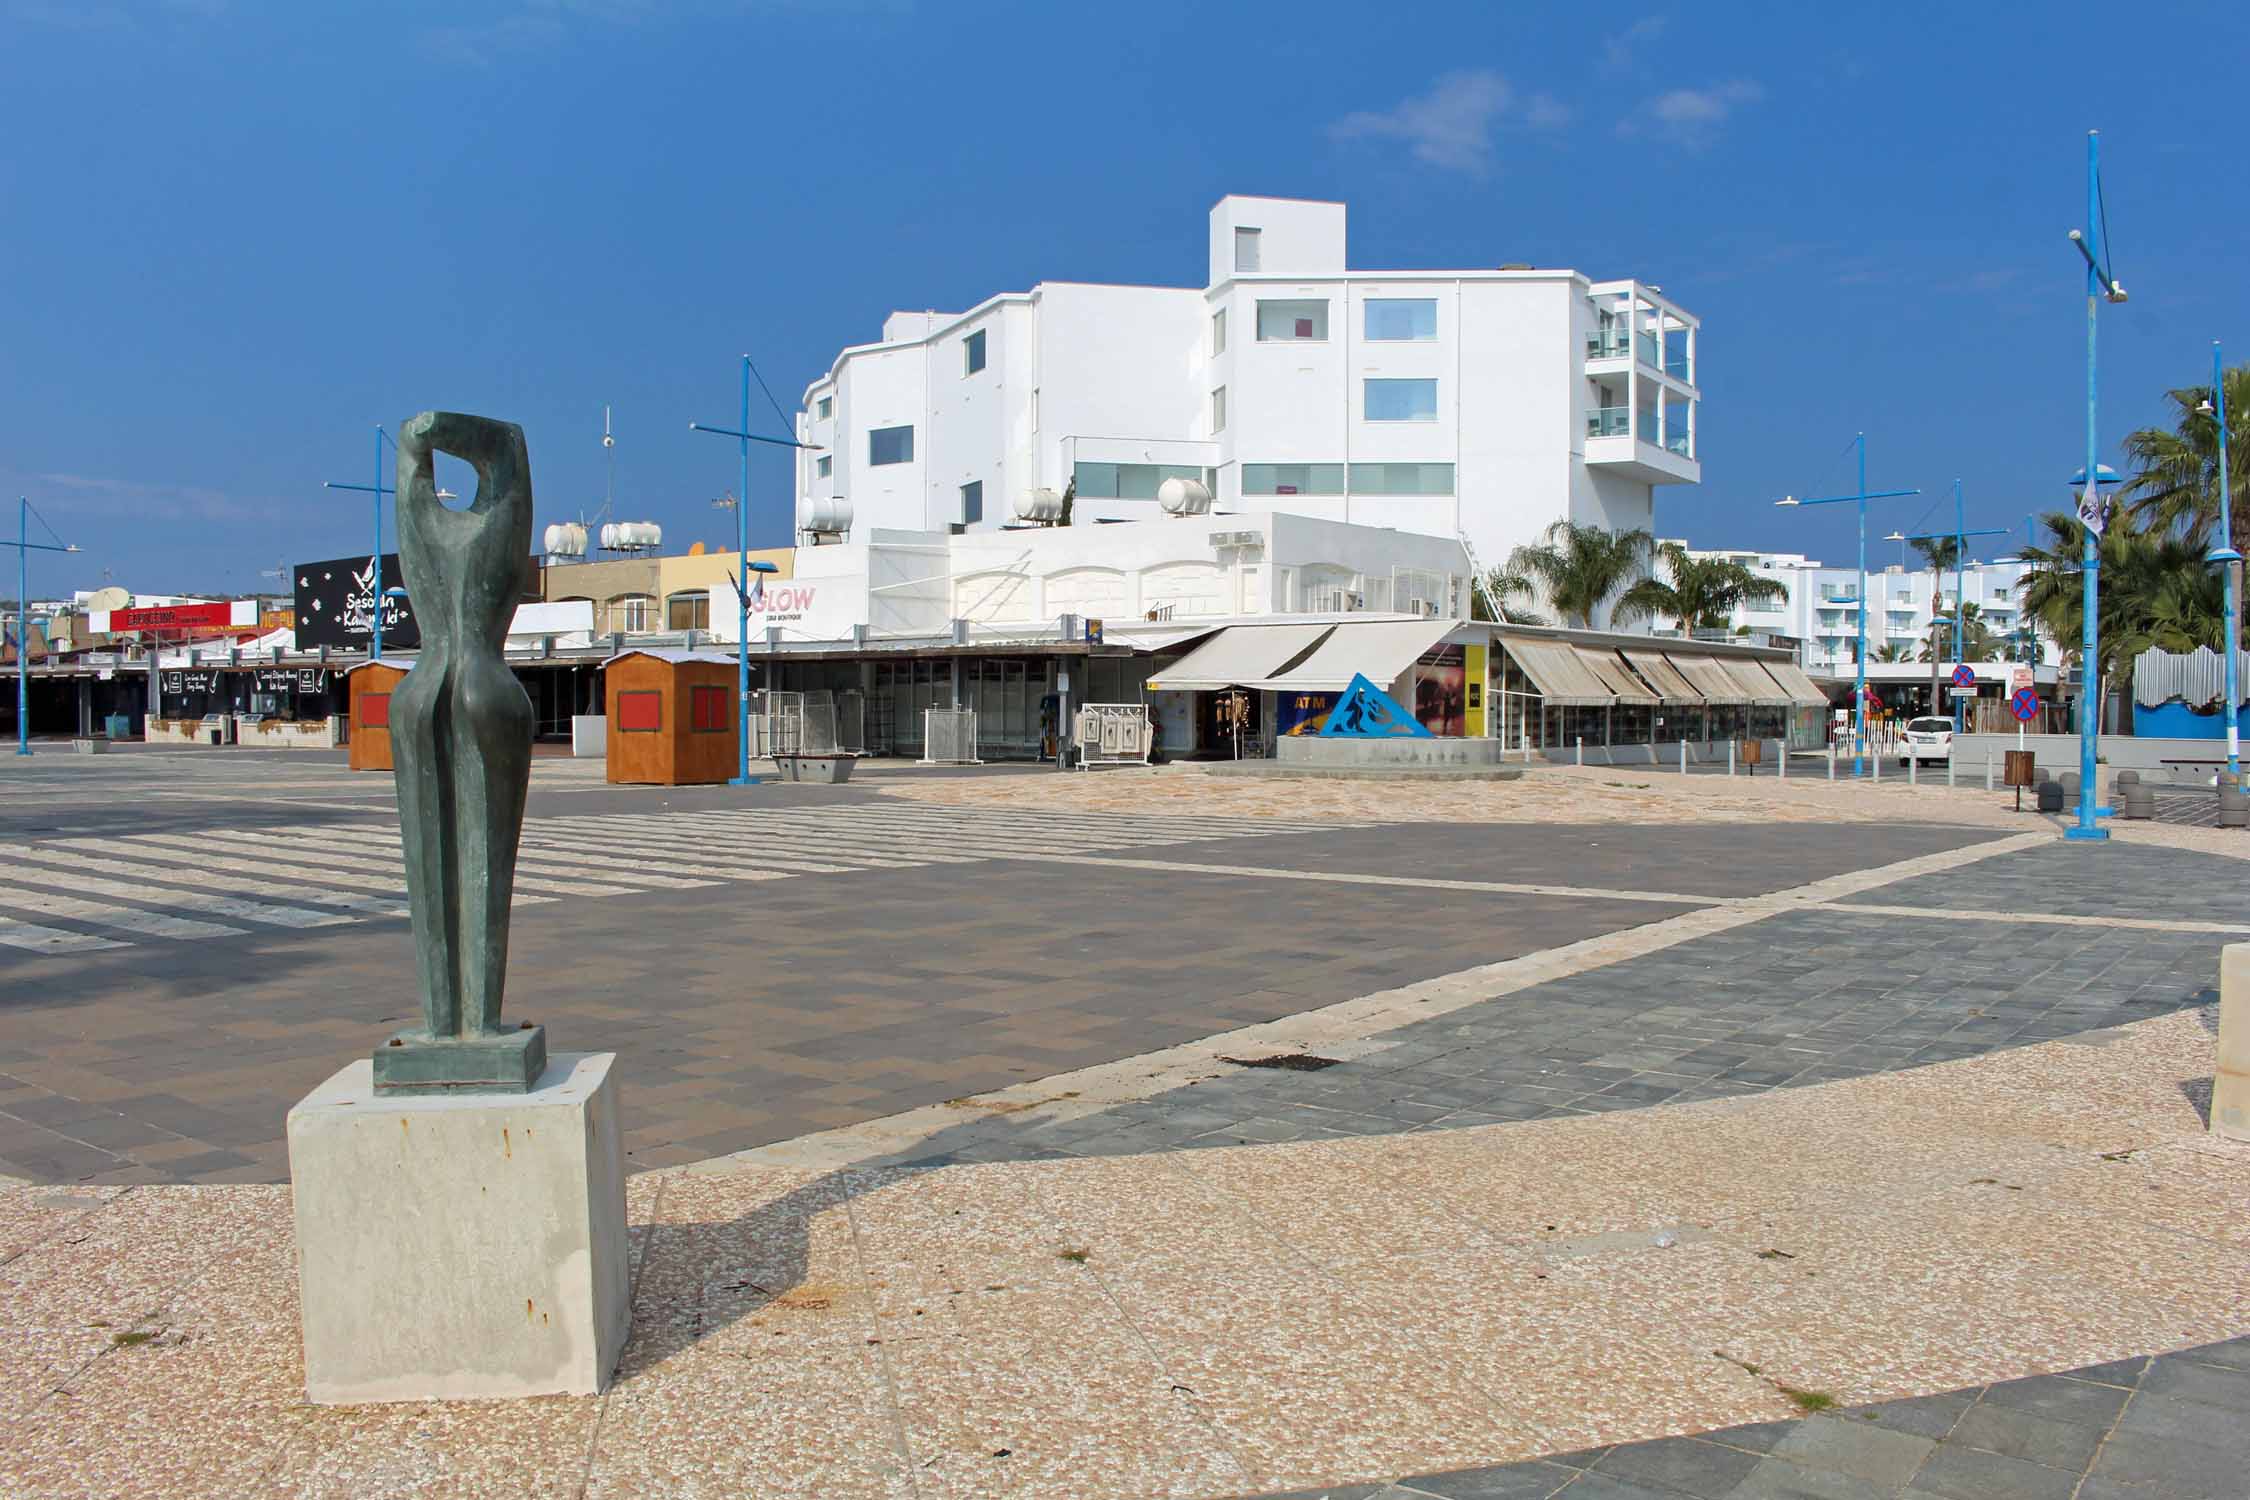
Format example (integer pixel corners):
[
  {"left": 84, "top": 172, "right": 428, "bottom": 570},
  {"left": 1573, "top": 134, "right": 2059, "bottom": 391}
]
[
  {"left": 1588, "top": 405, "right": 1631, "bottom": 438},
  {"left": 1587, "top": 332, "right": 1630, "bottom": 359},
  {"left": 1661, "top": 417, "right": 1691, "bottom": 457},
  {"left": 1636, "top": 331, "right": 1660, "bottom": 366},
  {"left": 1664, "top": 352, "right": 1692, "bottom": 381}
]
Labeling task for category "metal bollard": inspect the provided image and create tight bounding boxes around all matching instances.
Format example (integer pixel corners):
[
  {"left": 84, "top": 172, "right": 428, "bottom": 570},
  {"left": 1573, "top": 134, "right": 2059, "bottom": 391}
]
[
  {"left": 1947, "top": 755, "right": 1956, "bottom": 789},
  {"left": 1576, "top": 736, "right": 1583, "bottom": 767},
  {"left": 1680, "top": 740, "right": 1689, "bottom": 776},
  {"left": 1909, "top": 755, "right": 1917, "bottom": 788},
  {"left": 1728, "top": 741, "right": 1736, "bottom": 777},
  {"left": 1985, "top": 749, "right": 1995, "bottom": 792},
  {"left": 1872, "top": 749, "right": 1881, "bottom": 783},
  {"left": 1827, "top": 749, "right": 1836, "bottom": 782},
  {"left": 1779, "top": 742, "right": 1787, "bottom": 780}
]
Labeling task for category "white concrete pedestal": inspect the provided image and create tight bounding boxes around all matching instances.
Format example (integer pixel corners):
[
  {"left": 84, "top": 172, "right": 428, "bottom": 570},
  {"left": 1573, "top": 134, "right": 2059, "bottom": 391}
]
[
  {"left": 2215, "top": 945, "right": 2250, "bottom": 1143},
  {"left": 287, "top": 1052, "right": 630, "bottom": 1403}
]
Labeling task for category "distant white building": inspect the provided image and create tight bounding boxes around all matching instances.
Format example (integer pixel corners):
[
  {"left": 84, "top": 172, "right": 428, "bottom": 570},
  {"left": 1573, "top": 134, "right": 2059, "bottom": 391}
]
[
  {"left": 794, "top": 194, "right": 1700, "bottom": 601},
  {"left": 1662, "top": 544, "right": 2057, "bottom": 674}
]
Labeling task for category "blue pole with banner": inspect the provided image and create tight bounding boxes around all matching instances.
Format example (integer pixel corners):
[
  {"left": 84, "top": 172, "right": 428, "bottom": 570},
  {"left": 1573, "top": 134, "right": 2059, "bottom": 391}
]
[
  {"left": 2066, "top": 129, "right": 2126, "bottom": 841},
  {"left": 323, "top": 426, "right": 398, "bottom": 662},
  {"left": 2207, "top": 340, "right": 2241, "bottom": 785}
]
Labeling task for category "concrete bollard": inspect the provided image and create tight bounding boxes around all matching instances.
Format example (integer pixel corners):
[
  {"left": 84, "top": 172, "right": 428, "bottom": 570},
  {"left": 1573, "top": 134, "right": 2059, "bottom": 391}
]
[
  {"left": 1985, "top": 749, "right": 1995, "bottom": 792},
  {"left": 1909, "top": 755, "right": 1917, "bottom": 789},
  {"left": 1827, "top": 749, "right": 1836, "bottom": 782},
  {"left": 1778, "top": 742, "right": 1787, "bottom": 780},
  {"left": 1680, "top": 741, "right": 1689, "bottom": 776},
  {"left": 1727, "top": 741, "right": 1736, "bottom": 777},
  {"left": 1871, "top": 749, "right": 1881, "bottom": 783},
  {"left": 1947, "top": 755, "right": 1956, "bottom": 789},
  {"left": 1576, "top": 736, "right": 1583, "bottom": 767},
  {"left": 2216, "top": 945, "right": 2250, "bottom": 1141}
]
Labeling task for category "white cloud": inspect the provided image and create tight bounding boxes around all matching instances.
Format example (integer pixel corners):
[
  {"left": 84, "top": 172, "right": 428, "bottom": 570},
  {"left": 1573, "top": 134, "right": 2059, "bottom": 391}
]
[
  {"left": 1331, "top": 69, "right": 1561, "bottom": 176},
  {"left": 1626, "top": 79, "right": 1764, "bottom": 145},
  {"left": 1602, "top": 15, "right": 1666, "bottom": 71}
]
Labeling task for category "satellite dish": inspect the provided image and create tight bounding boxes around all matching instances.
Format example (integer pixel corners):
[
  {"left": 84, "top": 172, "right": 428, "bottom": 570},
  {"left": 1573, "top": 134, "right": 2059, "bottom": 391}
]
[{"left": 87, "top": 586, "right": 130, "bottom": 611}]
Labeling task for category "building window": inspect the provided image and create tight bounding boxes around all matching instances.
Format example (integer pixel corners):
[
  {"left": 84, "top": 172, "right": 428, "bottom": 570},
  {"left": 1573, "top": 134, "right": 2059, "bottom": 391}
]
[
  {"left": 963, "top": 329, "right": 986, "bottom": 376},
  {"left": 1212, "top": 308, "right": 1226, "bottom": 355},
  {"left": 816, "top": 455, "right": 832, "bottom": 478},
  {"left": 869, "top": 424, "right": 914, "bottom": 466},
  {"left": 689, "top": 684, "right": 728, "bottom": 733},
  {"left": 1211, "top": 386, "right": 1226, "bottom": 435},
  {"left": 815, "top": 395, "right": 833, "bottom": 420},
  {"left": 1234, "top": 227, "right": 1260, "bottom": 273},
  {"left": 1364, "top": 378, "right": 1438, "bottom": 422},
  {"left": 665, "top": 590, "right": 711, "bottom": 632},
  {"left": 1348, "top": 463, "right": 1455, "bottom": 495},
  {"left": 617, "top": 690, "right": 661, "bottom": 732},
  {"left": 1256, "top": 299, "right": 1327, "bottom": 342},
  {"left": 607, "top": 594, "right": 656, "bottom": 633},
  {"left": 1364, "top": 298, "right": 1438, "bottom": 341},
  {"left": 1242, "top": 463, "right": 1345, "bottom": 496},
  {"left": 1073, "top": 462, "right": 1217, "bottom": 500},
  {"left": 960, "top": 480, "right": 983, "bottom": 525}
]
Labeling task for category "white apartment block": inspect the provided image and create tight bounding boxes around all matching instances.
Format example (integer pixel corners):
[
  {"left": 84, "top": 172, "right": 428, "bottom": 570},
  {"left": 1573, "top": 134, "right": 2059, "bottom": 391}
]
[
  {"left": 794, "top": 194, "right": 1699, "bottom": 603},
  {"left": 1672, "top": 545, "right": 2058, "bottom": 674}
]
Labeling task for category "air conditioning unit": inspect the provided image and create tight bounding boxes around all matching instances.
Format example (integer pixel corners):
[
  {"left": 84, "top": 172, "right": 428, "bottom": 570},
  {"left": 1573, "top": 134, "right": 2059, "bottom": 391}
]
[{"left": 1407, "top": 597, "right": 1439, "bottom": 618}]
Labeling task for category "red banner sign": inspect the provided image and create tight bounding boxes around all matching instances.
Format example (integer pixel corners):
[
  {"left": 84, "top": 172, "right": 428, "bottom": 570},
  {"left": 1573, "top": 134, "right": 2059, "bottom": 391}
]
[{"left": 107, "top": 603, "right": 235, "bottom": 632}]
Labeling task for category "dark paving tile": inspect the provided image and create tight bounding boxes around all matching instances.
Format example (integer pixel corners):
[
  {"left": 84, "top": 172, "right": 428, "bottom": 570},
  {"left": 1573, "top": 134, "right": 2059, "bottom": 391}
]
[
  {"left": 1907, "top": 1441, "right": 2080, "bottom": 1499},
  {"left": 1976, "top": 1373, "right": 2131, "bottom": 1428},
  {"left": 1589, "top": 1434, "right": 1763, "bottom": 1496},
  {"left": 1943, "top": 1404, "right": 2102, "bottom": 1472},
  {"left": 1392, "top": 1459, "right": 1581, "bottom": 1497}
]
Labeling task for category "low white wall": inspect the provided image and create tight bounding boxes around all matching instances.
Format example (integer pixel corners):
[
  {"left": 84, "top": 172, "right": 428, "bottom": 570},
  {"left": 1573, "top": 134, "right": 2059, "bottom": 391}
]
[
  {"left": 237, "top": 718, "right": 339, "bottom": 750},
  {"left": 1955, "top": 732, "right": 2235, "bottom": 787}
]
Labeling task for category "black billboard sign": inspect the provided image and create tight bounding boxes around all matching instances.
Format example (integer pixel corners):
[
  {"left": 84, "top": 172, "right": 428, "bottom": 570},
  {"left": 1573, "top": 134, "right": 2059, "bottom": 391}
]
[{"left": 294, "top": 553, "right": 419, "bottom": 651}]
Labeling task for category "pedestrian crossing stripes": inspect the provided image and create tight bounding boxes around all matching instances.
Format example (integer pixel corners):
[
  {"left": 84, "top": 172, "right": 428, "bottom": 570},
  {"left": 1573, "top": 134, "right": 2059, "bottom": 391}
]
[{"left": 0, "top": 801, "right": 1353, "bottom": 955}]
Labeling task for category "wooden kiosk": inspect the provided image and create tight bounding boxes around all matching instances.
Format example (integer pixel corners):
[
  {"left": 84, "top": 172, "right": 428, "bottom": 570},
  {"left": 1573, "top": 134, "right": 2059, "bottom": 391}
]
[
  {"left": 346, "top": 660, "right": 409, "bottom": 772},
  {"left": 604, "top": 649, "right": 740, "bottom": 785}
]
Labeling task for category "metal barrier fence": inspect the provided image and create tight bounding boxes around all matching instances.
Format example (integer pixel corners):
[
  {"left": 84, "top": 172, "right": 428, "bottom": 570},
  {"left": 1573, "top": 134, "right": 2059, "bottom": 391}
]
[
  {"left": 920, "top": 707, "right": 983, "bottom": 765},
  {"left": 1075, "top": 704, "right": 1152, "bottom": 768}
]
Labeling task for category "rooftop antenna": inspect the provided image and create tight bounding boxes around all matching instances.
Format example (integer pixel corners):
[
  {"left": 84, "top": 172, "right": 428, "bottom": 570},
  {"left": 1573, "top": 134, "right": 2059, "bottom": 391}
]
[{"left": 603, "top": 403, "right": 616, "bottom": 522}]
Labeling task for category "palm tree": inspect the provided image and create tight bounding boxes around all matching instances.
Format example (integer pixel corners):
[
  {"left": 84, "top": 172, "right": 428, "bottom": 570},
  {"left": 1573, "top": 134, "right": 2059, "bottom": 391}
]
[
  {"left": 1616, "top": 542, "right": 1786, "bottom": 633},
  {"left": 1469, "top": 568, "right": 1544, "bottom": 625},
  {"left": 2122, "top": 362, "right": 2250, "bottom": 546},
  {"left": 1500, "top": 521, "right": 1657, "bottom": 630},
  {"left": 1919, "top": 602, "right": 2004, "bottom": 663},
  {"left": 1909, "top": 535, "right": 1963, "bottom": 720},
  {"left": 2017, "top": 510, "right": 2227, "bottom": 730},
  {"left": 1874, "top": 642, "right": 1914, "bottom": 663}
]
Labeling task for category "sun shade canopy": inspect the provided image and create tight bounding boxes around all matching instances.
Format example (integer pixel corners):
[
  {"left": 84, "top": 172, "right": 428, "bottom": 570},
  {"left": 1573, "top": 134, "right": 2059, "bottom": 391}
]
[
  {"left": 1499, "top": 635, "right": 1615, "bottom": 706},
  {"left": 1145, "top": 624, "right": 1334, "bottom": 692},
  {"left": 1260, "top": 618, "right": 1456, "bottom": 694},
  {"left": 1622, "top": 649, "right": 1703, "bottom": 703},
  {"left": 1572, "top": 646, "right": 1657, "bottom": 705}
]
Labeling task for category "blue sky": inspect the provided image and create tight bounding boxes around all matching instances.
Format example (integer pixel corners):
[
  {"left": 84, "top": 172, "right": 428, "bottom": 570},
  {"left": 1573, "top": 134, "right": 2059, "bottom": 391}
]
[{"left": 3, "top": 0, "right": 2244, "bottom": 597}]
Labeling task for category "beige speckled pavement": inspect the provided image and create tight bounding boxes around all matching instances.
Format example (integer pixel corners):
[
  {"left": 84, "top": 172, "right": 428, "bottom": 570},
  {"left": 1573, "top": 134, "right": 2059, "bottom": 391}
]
[{"left": 1, "top": 771, "right": 2245, "bottom": 1499}]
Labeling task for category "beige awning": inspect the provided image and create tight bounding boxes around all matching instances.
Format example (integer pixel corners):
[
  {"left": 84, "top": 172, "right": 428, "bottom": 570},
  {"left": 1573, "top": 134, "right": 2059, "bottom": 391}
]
[
  {"left": 1760, "top": 659, "right": 1833, "bottom": 709},
  {"left": 1623, "top": 649, "right": 1703, "bottom": 703},
  {"left": 1666, "top": 652, "right": 1748, "bottom": 704},
  {"left": 1573, "top": 645, "right": 1657, "bottom": 705},
  {"left": 1147, "top": 624, "right": 1333, "bottom": 692},
  {"left": 1500, "top": 635, "right": 1614, "bottom": 706},
  {"left": 1718, "top": 657, "right": 1792, "bottom": 705},
  {"left": 1261, "top": 618, "right": 1456, "bottom": 694}
]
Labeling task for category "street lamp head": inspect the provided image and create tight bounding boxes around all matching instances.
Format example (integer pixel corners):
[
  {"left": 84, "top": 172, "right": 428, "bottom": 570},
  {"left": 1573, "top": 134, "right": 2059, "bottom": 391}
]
[
  {"left": 2067, "top": 229, "right": 2083, "bottom": 244},
  {"left": 2069, "top": 464, "right": 2123, "bottom": 491},
  {"left": 64, "top": 545, "right": 81, "bottom": 553},
  {"left": 747, "top": 560, "right": 781, "bottom": 574},
  {"left": 711, "top": 494, "right": 738, "bottom": 510},
  {"left": 1774, "top": 497, "right": 1800, "bottom": 508},
  {"left": 2198, "top": 398, "right": 2216, "bottom": 417},
  {"left": 1883, "top": 530, "right": 1905, "bottom": 542}
]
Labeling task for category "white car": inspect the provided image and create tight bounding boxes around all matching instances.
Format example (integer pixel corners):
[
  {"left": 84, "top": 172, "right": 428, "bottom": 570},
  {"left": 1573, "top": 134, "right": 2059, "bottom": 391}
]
[{"left": 1902, "top": 716, "right": 1953, "bottom": 768}]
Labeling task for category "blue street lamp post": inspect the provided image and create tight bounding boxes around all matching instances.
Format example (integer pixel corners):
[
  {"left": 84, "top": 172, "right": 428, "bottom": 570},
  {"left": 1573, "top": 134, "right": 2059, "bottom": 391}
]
[
  {"left": 1902, "top": 481, "right": 2008, "bottom": 733},
  {"left": 691, "top": 355, "right": 824, "bottom": 787},
  {"left": 1774, "top": 434, "right": 1920, "bottom": 777},
  {"left": 8, "top": 497, "right": 80, "bottom": 756},
  {"left": 2066, "top": 128, "right": 2128, "bottom": 841},
  {"left": 324, "top": 425, "right": 399, "bottom": 662},
  {"left": 2198, "top": 342, "right": 2240, "bottom": 785}
]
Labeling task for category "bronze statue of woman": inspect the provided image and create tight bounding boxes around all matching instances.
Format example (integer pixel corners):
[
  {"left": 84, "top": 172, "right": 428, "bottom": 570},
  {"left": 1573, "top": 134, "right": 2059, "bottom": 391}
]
[{"left": 373, "top": 412, "right": 546, "bottom": 1093}]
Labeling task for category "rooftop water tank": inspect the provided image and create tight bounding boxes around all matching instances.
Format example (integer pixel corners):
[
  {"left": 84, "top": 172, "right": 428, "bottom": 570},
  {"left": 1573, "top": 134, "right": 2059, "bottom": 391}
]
[
  {"left": 542, "top": 521, "right": 588, "bottom": 558},
  {"left": 598, "top": 521, "right": 663, "bottom": 553},
  {"left": 799, "top": 495, "right": 853, "bottom": 536},
  {"left": 1158, "top": 477, "right": 1213, "bottom": 516},
  {"left": 1015, "top": 487, "right": 1065, "bottom": 523}
]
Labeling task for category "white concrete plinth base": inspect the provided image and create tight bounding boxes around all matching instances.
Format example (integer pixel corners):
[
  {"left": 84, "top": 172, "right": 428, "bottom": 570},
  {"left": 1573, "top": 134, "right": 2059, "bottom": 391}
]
[
  {"left": 2215, "top": 945, "right": 2250, "bottom": 1143},
  {"left": 286, "top": 1052, "right": 630, "bottom": 1403}
]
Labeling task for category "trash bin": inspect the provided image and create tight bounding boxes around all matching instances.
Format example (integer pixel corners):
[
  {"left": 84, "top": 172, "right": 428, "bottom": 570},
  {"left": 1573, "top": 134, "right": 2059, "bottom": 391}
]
[{"left": 2002, "top": 750, "right": 2036, "bottom": 788}]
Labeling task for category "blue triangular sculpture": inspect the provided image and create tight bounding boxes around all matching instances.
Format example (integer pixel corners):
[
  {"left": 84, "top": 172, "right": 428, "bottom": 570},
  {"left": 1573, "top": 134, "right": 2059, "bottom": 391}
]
[{"left": 1317, "top": 673, "right": 1433, "bottom": 738}]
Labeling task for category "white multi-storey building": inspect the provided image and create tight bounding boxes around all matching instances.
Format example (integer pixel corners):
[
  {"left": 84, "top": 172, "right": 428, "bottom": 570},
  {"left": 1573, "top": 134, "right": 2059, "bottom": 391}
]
[
  {"left": 1669, "top": 545, "right": 2057, "bottom": 673},
  {"left": 794, "top": 194, "right": 1699, "bottom": 596}
]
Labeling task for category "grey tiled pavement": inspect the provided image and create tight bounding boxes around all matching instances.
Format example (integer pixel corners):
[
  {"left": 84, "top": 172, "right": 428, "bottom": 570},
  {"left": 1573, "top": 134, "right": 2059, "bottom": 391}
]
[
  {"left": 1233, "top": 1335, "right": 2250, "bottom": 1499},
  {"left": 885, "top": 909, "right": 2219, "bottom": 1165},
  {"left": 1873, "top": 838, "right": 2250, "bottom": 924}
]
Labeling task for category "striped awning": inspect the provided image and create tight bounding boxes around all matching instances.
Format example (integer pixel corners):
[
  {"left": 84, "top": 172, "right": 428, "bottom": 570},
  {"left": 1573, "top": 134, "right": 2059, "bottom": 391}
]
[
  {"left": 1717, "top": 658, "right": 1792, "bottom": 705},
  {"left": 1623, "top": 649, "right": 1704, "bottom": 704},
  {"left": 1501, "top": 636, "right": 1614, "bottom": 706},
  {"left": 1760, "top": 659, "right": 1834, "bottom": 709},
  {"left": 1665, "top": 653, "right": 1748, "bottom": 705},
  {"left": 1573, "top": 645, "right": 1657, "bottom": 705}
]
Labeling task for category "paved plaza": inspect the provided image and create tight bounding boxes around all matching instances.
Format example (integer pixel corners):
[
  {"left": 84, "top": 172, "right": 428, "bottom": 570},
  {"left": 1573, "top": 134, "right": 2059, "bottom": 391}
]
[{"left": 2, "top": 749, "right": 2246, "bottom": 1498}]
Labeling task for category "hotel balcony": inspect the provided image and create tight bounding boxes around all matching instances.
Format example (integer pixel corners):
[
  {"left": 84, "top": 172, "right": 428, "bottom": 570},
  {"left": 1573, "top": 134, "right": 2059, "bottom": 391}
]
[{"left": 1584, "top": 405, "right": 1699, "bottom": 484}]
